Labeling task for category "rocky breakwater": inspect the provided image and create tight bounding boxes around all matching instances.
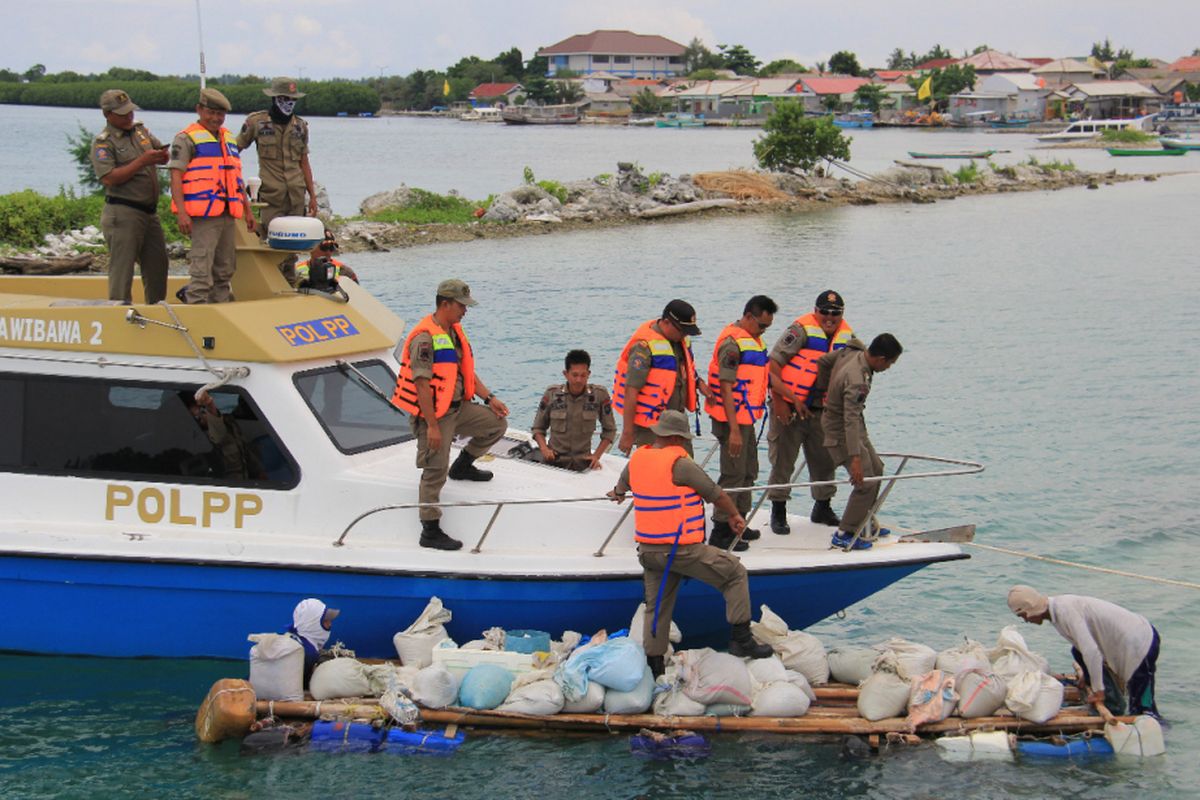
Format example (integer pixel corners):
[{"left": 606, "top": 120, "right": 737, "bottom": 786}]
[{"left": 294, "top": 161, "right": 1163, "bottom": 253}]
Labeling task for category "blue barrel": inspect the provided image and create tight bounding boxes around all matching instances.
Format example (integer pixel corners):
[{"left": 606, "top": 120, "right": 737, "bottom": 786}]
[
  {"left": 384, "top": 727, "right": 466, "bottom": 755},
  {"left": 308, "top": 720, "right": 384, "bottom": 753},
  {"left": 1018, "top": 736, "right": 1115, "bottom": 758}
]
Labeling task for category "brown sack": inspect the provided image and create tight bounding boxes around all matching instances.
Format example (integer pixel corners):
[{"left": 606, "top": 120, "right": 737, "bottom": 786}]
[{"left": 195, "top": 679, "right": 257, "bottom": 743}]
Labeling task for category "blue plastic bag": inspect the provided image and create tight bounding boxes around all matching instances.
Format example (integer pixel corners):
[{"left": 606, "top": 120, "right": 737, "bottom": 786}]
[
  {"left": 458, "top": 664, "right": 514, "bottom": 710},
  {"left": 555, "top": 636, "right": 646, "bottom": 701}
]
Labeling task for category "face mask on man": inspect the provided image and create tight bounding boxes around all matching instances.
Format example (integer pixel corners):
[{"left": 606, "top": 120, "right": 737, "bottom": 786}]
[{"left": 271, "top": 96, "right": 296, "bottom": 119}]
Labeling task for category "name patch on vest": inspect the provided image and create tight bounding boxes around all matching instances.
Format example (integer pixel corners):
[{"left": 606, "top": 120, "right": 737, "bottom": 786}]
[{"left": 276, "top": 315, "right": 359, "bottom": 346}]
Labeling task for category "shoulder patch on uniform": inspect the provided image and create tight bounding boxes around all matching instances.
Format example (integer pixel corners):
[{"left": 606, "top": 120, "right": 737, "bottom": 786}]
[
  {"left": 94, "top": 146, "right": 111, "bottom": 162},
  {"left": 416, "top": 342, "right": 433, "bottom": 362},
  {"left": 722, "top": 351, "right": 740, "bottom": 369},
  {"left": 781, "top": 331, "right": 797, "bottom": 347},
  {"left": 629, "top": 353, "right": 649, "bottom": 371},
  {"left": 170, "top": 144, "right": 182, "bottom": 159}
]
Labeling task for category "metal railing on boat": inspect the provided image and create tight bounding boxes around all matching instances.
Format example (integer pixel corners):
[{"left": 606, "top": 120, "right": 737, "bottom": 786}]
[{"left": 333, "top": 450, "right": 983, "bottom": 555}]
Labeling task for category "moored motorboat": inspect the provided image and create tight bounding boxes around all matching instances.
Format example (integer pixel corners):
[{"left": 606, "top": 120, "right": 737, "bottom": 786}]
[
  {"left": 907, "top": 150, "right": 997, "bottom": 159},
  {"left": 0, "top": 225, "right": 981, "bottom": 659},
  {"left": 1158, "top": 136, "right": 1200, "bottom": 150},
  {"left": 1106, "top": 147, "right": 1187, "bottom": 156}
]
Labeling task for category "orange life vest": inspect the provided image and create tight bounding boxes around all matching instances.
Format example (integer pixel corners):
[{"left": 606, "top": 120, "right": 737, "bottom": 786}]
[
  {"left": 612, "top": 320, "right": 696, "bottom": 428},
  {"left": 391, "top": 315, "right": 476, "bottom": 418},
  {"left": 779, "top": 313, "right": 854, "bottom": 407},
  {"left": 171, "top": 123, "right": 244, "bottom": 219},
  {"left": 629, "top": 445, "right": 706, "bottom": 545},
  {"left": 704, "top": 323, "right": 769, "bottom": 425}
]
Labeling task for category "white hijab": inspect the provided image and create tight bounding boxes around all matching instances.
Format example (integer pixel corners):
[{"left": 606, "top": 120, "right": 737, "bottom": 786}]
[{"left": 291, "top": 598, "right": 332, "bottom": 650}]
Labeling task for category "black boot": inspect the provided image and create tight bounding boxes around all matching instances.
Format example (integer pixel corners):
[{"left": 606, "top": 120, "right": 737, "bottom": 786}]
[
  {"left": 448, "top": 449, "right": 493, "bottom": 482},
  {"left": 741, "top": 525, "right": 761, "bottom": 541},
  {"left": 728, "top": 622, "right": 773, "bottom": 659},
  {"left": 647, "top": 655, "right": 665, "bottom": 678},
  {"left": 709, "top": 520, "right": 748, "bottom": 552},
  {"left": 811, "top": 499, "right": 841, "bottom": 527},
  {"left": 419, "top": 519, "right": 463, "bottom": 551},
  {"left": 771, "top": 501, "right": 790, "bottom": 535}
]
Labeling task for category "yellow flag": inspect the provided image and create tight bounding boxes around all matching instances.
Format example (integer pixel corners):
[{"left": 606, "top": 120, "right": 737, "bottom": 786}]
[
  {"left": 917, "top": 76, "right": 932, "bottom": 101},
  {"left": 443, "top": 79, "right": 451, "bottom": 96}
]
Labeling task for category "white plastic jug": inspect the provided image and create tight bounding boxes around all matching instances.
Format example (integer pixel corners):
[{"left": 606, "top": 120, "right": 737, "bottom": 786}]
[
  {"left": 934, "top": 731, "right": 1014, "bottom": 762},
  {"left": 1105, "top": 716, "right": 1166, "bottom": 756}
]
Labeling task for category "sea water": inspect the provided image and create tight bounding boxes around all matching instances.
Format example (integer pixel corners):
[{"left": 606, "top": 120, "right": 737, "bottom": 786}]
[{"left": 1, "top": 105, "right": 1198, "bottom": 797}]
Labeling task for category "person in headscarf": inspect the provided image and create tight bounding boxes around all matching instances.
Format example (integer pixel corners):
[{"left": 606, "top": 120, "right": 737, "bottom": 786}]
[
  {"left": 286, "top": 598, "right": 339, "bottom": 686},
  {"left": 1007, "top": 584, "right": 1161, "bottom": 719}
]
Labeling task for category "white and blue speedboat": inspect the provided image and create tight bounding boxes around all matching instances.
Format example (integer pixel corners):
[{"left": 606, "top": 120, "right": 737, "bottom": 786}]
[{"left": 0, "top": 224, "right": 980, "bottom": 659}]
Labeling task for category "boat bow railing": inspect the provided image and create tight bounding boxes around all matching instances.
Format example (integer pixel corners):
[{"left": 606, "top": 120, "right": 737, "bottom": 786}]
[{"left": 333, "top": 451, "right": 983, "bottom": 555}]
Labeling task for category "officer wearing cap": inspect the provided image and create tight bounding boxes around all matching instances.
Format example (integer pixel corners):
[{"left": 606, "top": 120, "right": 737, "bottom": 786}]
[
  {"left": 168, "top": 88, "right": 255, "bottom": 303},
  {"left": 237, "top": 77, "right": 318, "bottom": 286},
  {"left": 765, "top": 290, "right": 856, "bottom": 535},
  {"left": 90, "top": 89, "right": 170, "bottom": 304},
  {"left": 531, "top": 349, "right": 617, "bottom": 472},
  {"left": 391, "top": 279, "right": 509, "bottom": 550},
  {"left": 608, "top": 409, "right": 773, "bottom": 678},
  {"left": 612, "top": 299, "right": 714, "bottom": 457}
]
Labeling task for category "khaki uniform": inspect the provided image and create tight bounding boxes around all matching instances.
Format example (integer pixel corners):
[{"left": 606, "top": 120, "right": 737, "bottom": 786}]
[
  {"left": 167, "top": 129, "right": 239, "bottom": 304},
  {"left": 531, "top": 383, "right": 616, "bottom": 471},
  {"left": 90, "top": 122, "right": 168, "bottom": 304},
  {"left": 407, "top": 328, "right": 506, "bottom": 521},
  {"left": 822, "top": 349, "right": 883, "bottom": 535},
  {"left": 710, "top": 335, "right": 758, "bottom": 522},
  {"left": 624, "top": 327, "right": 695, "bottom": 454},
  {"left": 237, "top": 111, "right": 311, "bottom": 285},
  {"left": 616, "top": 456, "right": 752, "bottom": 658},
  {"left": 765, "top": 323, "right": 848, "bottom": 503}
]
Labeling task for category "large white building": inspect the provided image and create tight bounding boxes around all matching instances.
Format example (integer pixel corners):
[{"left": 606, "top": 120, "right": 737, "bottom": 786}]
[{"left": 537, "top": 30, "right": 687, "bottom": 78}]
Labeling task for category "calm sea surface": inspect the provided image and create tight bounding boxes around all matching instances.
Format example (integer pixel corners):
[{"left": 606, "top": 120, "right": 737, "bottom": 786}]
[{"left": 1, "top": 104, "right": 1198, "bottom": 798}]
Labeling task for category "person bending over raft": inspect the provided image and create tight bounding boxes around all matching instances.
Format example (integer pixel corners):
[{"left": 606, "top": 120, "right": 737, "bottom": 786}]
[{"left": 287, "top": 598, "right": 339, "bottom": 687}]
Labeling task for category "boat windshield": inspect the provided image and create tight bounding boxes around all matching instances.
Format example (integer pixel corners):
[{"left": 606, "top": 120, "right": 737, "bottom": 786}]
[{"left": 294, "top": 360, "right": 413, "bottom": 454}]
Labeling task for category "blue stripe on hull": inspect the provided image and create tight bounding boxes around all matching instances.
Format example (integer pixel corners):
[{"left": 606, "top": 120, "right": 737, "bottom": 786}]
[{"left": 0, "top": 555, "right": 947, "bottom": 659}]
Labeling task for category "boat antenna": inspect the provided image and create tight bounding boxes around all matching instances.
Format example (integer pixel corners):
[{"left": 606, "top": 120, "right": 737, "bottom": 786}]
[{"left": 194, "top": 0, "right": 207, "bottom": 90}]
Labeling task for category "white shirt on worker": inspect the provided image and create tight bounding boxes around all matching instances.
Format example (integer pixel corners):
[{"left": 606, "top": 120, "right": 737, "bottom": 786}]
[{"left": 1049, "top": 594, "right": 1154, "bottom": 693}]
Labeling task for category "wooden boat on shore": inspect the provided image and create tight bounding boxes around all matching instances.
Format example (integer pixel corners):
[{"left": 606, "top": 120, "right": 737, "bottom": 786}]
[
  {"left": 907, "top": 150, "right": 997, "bottom": 159},
  {"left": 1107, "top": 147, "right": 1187, "bottom": 156},
  {"left": 988, "top": 118, "right": 1033, "bottom": 128},
  {"left": 501, "top": 104, "right": 580, "bottom": 125},
  {"left": 833, "top": 112, "right": 875, "bottom": 129},
  {"left": 655, "top": 113, "right": 705, "bottom": 128}
]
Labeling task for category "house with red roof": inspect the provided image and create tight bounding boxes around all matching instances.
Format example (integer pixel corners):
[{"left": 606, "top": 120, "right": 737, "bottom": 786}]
[
  {"left": 915, "top": 58, "right": 958, "bottom": 71},
  {"left": 537, "top": 30, "right": 686, "bottom": 78},
  {"left": 468, "top": 82, "right": 523, "bottom": 106},
  {"left": 794, "top": 76, "right": 872, "bottom": 112}
]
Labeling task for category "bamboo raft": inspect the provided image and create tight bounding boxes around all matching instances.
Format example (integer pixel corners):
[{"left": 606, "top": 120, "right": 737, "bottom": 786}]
[{"left": 202, "top": 678, "right": 1124, "bottom": 744}]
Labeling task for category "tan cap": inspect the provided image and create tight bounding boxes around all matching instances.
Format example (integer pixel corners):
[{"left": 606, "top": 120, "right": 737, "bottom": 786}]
[
  {"left": 264, "top": 76, "right": 306, "bottom": 98},
  {"left": 437, "top": 279, "right": 478, "bottom": 306},
  {"left": 649, "top": 409, "right": 694, "bottom": 440},
  {"left": 198, "top": 88, "right": 232, "bottom": 111},
  {"left": 1007, "top": 585, "right": 1049, "bottom": 617},
  {"left": 100, "top": 89, "right": 137, "bottom": 115}
]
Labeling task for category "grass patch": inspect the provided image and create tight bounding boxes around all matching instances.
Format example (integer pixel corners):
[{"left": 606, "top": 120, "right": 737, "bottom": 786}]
[
  {"left": 952, "top": 162, "right": 981, "bottom": 184},
  {"left": 364, "top": 188, "right": 484, "bottom": 225},
  {"left": 1100, "top": 128, "right": 1155, "bottom": 144},
  {"left": 1025, "top": 156, "right": 1076, "bottom": 173},
  {"left": 990, "top": 161, "right": 1017, "bottom": 179},
  {"left": 536, "top": 180, "right": 567, "bottom": 205},
  {"left": 0, "top": 189, "right": 106, "bottom": 249}
]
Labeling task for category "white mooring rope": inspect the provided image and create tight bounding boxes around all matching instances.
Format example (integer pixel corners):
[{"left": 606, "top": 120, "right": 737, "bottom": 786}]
[{"left": 962, "top": 541, "right": 1200, "bottom": 590}]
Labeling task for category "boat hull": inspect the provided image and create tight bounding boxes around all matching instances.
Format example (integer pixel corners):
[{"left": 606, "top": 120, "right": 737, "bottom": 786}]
[
  {"left": 0, "top": 551, "right": 963, "bottom": 659},
  {"left": 1159, "top": 137, "right": 1200, "bottom": 150},
  {"left": 1106, "top": 148, "right": 1186, "bottom": 156}
]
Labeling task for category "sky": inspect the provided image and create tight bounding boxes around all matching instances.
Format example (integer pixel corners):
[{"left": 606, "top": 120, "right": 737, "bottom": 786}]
[{"left": 6, "top": 0, "right": 1199, "bottom": 81}]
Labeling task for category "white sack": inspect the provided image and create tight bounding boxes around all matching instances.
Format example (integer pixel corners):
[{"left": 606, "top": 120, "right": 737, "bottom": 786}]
[
  {"left": 751, "top": 681, "right": 812, "bottom": 717},
  {"left": 874, "top": 637, "right": 937, "bottom": 680},
  {"left": 410, "top": 663, "right": 460, "bottom": 710},
  {"left": 393, "top": 597, "right": 453, "bottom": 668},
  {"left": 989, "top": 626, "right": 1050, "bottom": 682},
  {"left": 782, "top": 669, "right": 819, "bottom": 703},
  {"left": 1005, "top": 670, "right": 1063, "bottom": 724},
  {"left": 562, "top": 680, "right": 606, "bottom": 713},
  {"left": 653, "top": 681, "right": 707, "bottom": 717},
  {"left": 827, "top": 647, "right": 878, "bottom": 685},
  {"left": 629, "top": 602, "right": 683, "bottom": 649},
  {"left": 248, "top": 633, "right": 305, "bottom": 702},
  {"left": 603, "top": 664, "right": 655, "bottom": 714},
  {"left": 955, "top": 668, "right": 1008, "bottom": 718},
  {"left": 935, "top": 638, "right": 991, "bottom": 675},
  {"left": 679, "top": 649, "right": 754, "bottom": 706},
  {"left": 496, "top": 679, "right": 565, "bottom": 716},
  {"left": 750, "top": 605, "right": 829, "bottom": 685},
  {"left": 309, "top": 658, "right": 372, "bottom": 700},
  {"left": 747, "top": 655, "right": 788, "bottom": 687},
  {"left": 857, "top": 653, "right": 911, "bottom": 721}
]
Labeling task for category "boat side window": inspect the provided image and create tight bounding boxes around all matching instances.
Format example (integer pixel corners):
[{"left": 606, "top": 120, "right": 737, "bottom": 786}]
[
  {"left": 0, "top": 373, "right": 297, "bottom": 488},
  {"left": 293, "top": 360, "right": 413, "bottom": 454}
]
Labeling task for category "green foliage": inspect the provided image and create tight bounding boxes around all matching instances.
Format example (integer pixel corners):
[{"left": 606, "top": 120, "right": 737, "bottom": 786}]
[
  {"left": 363, "top": 188, "right": 482, "bottom": 225},
  {"left": 523, "top": 166, "right": 536, "bottom": 185},
  {"left": 0, "top": 189, "right": 104, "bottom": 248},
  {"left": 1091, "top": 39, "right": 1116, "bottom": 61},
  {"left": 906, "top": 65, "right": 977, "bottom": 107},
  {"left": 67, "top": 123, "right": 104, "bottom": 194},
  {"left": 828, "top": 51, "right": 862, "bottom": 77},
  {"left": 647, "top": 172, "right": 663, "bottom": 187},
  {"left": 683, "top": 38, "right": 723, "bottom": 74},
  {"left": 553, "top": 80, "right": 584, "bottom": 104},
  {"left": 718, "top": 44, "right": 760, "bottom": 75},
  {"left": 687, "top": 69, "right": 722, "bottom": 81},
  {"left": 759, "top": 59, "right": 807, "bottom": 77},
  {"left": 753, "top": 101, "right": 851, "bottom": 173},
  {"left": 594, "top": 173, "right": 612, "bottom": 183},
  {"left": 853, "top": 84, "right": 886, "bottom": 112},
  {"left": 536, "top": 180, "right": 567, "bottom": 204},
  {"left": 1039, "top": 159, "right": 1076, "bottom": 172},
  {"left": 990, "top": 162, "right": 1017, "bottom": 179},
  {"left": 1112, "top": 57, "right": 1154, "bottom": 73},
  {"left": 631, "top": 88, "right": 667, "bottom": 115},
  {"left": 952, "top": 162, "right": 980, "bottom": 184},
  {"left": 1100, "top": 128, "right": 1155, "bottom": 143}
]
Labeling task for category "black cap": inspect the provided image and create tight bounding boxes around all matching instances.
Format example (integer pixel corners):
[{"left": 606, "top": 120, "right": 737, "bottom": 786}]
[
  {"left": 815, "top": 290, "right": 845, "bottom": 311},
  {"left": 663, "top": 299, "right": 701, "bottom": 336}
]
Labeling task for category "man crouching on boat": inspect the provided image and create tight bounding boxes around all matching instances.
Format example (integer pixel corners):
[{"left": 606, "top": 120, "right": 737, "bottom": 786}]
[
  {"left": 608, "top": 410, "right": 773, "bottom": 677},
  {"left": 392, "top": 279, "right": 509, "bottom": 550}
]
